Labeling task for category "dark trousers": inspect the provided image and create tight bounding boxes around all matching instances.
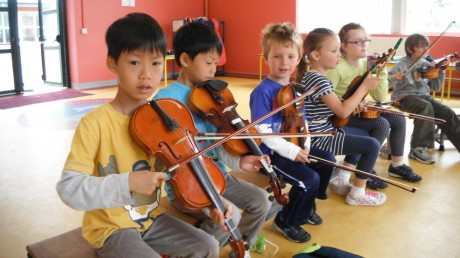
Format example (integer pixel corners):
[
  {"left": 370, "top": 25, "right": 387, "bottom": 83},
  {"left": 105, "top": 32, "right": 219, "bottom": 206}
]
[
  {"left": 399, "top": 95, "right": 460, "bottom": 153},
  {"left": 270, "top": 147, "right": 334, "bottom": 226}
]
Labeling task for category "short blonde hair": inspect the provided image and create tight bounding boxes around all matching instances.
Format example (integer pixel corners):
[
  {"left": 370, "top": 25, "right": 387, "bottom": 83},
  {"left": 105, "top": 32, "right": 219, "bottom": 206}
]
[{"left": 261, "top": 22, "right": 303, "bottom": 59}]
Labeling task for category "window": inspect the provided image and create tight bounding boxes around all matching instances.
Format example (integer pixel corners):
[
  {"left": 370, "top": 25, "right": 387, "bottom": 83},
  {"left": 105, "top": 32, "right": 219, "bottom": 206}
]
[
  {"left": 406, "top": 0, "right": 459, "bottom": 34},
  {"left": 0, "top": 12, "right": 9, "bottom": 44},
  {"left": 296, "top": 0, "right": 460, "bottom": 34},
  {"left": 19, "top": 12, "right": 39, "bottom": 42},
  {"left": 296, "top": 0, "right": 392, "bottom": 34}
]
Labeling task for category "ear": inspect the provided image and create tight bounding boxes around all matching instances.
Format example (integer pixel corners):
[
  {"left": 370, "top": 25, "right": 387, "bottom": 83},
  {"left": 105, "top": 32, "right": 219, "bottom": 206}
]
[
  {"left": 406, "top": 47, "right": 415, "bottom": 57},
  {"left": 179, "top": 52, "right": 190, "bottom": 68},
  {"left": 310, "top": 50, "right": 320, "bottom": 61},
  {"left": 106, "top": 56, "right": 117, "bottom": 73}
]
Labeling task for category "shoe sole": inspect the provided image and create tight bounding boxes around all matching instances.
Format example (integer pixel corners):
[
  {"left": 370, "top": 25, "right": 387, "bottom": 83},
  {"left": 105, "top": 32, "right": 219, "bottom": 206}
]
[
  {"left": 306, "top": 220, "right": 322, "bottom": 225},
  {"left": 388, "top": 172, "right": 423, "bottom": 183},
  {"left": 272, "top": 221, "right": 310, "bottom": 243},
  {"left": 408, "top": 153, "right": 435, "bottom": 165}
]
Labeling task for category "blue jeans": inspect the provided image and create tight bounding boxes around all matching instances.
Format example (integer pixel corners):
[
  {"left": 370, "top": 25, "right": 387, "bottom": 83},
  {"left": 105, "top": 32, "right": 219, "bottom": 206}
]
[{"left": 339, "top": 130, "right": 380, "bottom": 179}]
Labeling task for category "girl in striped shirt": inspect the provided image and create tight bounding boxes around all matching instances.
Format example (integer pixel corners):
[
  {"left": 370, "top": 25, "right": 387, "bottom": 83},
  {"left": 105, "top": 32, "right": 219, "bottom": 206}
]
[{"left": 296, "top": 28, "right": 386, "bottom": 206}]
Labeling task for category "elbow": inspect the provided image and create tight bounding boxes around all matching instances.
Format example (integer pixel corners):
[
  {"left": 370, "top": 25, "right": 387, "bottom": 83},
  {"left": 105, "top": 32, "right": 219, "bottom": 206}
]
[{"left": 334, "top": 111, "right": 349, "bottom": 119}]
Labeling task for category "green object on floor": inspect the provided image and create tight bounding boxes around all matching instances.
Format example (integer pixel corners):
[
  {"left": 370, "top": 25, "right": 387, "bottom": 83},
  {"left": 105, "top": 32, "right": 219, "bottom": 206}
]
[
  {"left": 250, "top": 235, "right": 266, "bottom": 253},
  {"left": 296, "top": 243, "right": 321, "bottom": 254}
]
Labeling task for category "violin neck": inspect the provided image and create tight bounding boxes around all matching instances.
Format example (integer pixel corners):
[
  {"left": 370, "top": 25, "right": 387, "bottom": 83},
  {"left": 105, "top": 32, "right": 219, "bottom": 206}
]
[
  {"left": 189, "top": 157, "right": 244, "bottom": 241},
  {"left": 342, "top": 69, "right": 370, "bottom": 100},
  {"left": 231, "top": 116, "right": 277, "bottom": 176}
]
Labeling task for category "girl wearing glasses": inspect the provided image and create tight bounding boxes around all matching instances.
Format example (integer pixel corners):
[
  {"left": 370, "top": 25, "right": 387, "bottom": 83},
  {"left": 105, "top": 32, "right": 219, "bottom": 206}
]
[{"left": 326, "top": 23, "right": 422, "bottom": 197}]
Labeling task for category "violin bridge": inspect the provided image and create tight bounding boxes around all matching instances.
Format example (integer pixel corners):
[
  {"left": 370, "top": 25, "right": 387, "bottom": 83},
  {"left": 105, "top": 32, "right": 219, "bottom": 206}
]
[{"left": 174, "top": 136, "right": 188, "bottom": 145}]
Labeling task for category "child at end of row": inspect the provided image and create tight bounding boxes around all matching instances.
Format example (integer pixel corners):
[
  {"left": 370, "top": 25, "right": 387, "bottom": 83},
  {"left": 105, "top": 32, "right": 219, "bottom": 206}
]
[
  {"left": 297, "top": 27, "right": 387, "bottom": 206},
  {"left": 389, "top": 33, "right": 460, "bottom": 161},
  {"left": 56, "top": 13, "right": 222, "bottom": 258},
  {"left": 153, "top": 21, "right": 272, "bottom": 250},
  {"left": 326, "top": 23, "right": 422, "bottom": 190},
  {"left": 250, "top": 22, "right": 336, "bottom": 243}
]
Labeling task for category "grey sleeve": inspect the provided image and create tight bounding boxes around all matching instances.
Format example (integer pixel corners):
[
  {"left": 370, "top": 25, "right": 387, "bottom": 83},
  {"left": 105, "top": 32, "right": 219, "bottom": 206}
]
[
  {"left": 56, "top": 169, "right": 133, "bottom": 211},
  {"left": 216, "top": 145, "right": 242, "bottom": 172},
  {"left": 428, "top": 70, "right": 446, "bottom": 92}
]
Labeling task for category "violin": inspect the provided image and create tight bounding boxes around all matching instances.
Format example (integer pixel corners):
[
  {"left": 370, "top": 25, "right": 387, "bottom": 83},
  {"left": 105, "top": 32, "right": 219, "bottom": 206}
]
[
  {"left": 332, "top": 38, "right": 403, "bottom": 127},
  {"left": 331, "top": 53, "right": 388, "bottom": 128},
  {"left": 188, "top": 80, "right": 289, "bottom": 205},
  {"left": 129, "top": 98, "right": 247, "bottom": 257},
  {"left": 416, "top": 53, "right": 459, "bottom": 79},
  {"left": 277, "top": 84, "right": 418, "bottom": 193},
  {"left": 188, "top": 80, "right": 261, "bottom": 157},
  {"left": 278, "top": 82, "right": 309, "bottom": 147},
  {"left": 403, "top": 21, "right": 456, "bottom": 76}
]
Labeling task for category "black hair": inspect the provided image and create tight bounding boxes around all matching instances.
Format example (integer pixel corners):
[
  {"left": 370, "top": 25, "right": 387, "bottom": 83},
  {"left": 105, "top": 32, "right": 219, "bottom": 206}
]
[
  {"left": 404, "top": 33, "right": 430, "bottom": 57},
  {"left": 173, "top": 22, "right": 223, "bottom": 68},
  {"left": 105, "top": 13, "right": 166, "bottom": 62}
]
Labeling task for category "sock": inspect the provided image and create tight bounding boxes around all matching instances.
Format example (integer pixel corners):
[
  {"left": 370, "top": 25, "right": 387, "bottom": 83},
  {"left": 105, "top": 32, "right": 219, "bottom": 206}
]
[
  {"left": 349, "top": 185, "right": 365, "bottom": 197},
  {"left": 337, "top": 170, "right": 352, "bottom": 182},
  {"left": 391, "top": 161, "right": 404, "bottom": 167}
]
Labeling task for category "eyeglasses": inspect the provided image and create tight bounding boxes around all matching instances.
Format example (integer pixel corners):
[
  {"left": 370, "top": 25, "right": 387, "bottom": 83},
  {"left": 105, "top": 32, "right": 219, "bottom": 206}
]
[{"left": 347, "top": 39, "right": 372, "bottom": 46}]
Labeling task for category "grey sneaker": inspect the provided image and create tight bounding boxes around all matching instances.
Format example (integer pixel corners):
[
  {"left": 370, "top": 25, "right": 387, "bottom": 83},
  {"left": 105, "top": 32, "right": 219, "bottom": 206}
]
[
  {"left": 329, "top": 178, "right": 352, "bottom": 197},
  {"left": 379, "top": 142, "right": 391, "bottom": 160},
  {"left": 409, "top": 147, "right": 435, "bottom": 164}
]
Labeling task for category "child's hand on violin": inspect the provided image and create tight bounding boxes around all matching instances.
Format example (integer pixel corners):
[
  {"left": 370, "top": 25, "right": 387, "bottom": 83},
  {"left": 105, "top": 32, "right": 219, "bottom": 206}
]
[
  {"left": 392, "top": 71, "right": 405, "bottom": 81},
  {"left": 209, "top": 200, "right": 232, "bottom": 232},
  {"left": 128, "top": 171, "right": 167, "bottom": 196},
  {"left": 362, "top": 73, "right": 380, "bottom": 91},
  {"left": 239, "top": 155, "right": 270, "bottom": 171},
  {"left": 295, "top": 147, "right": 311, "bottom": 163},
  {"left": 353, "top": 102, "right": 367, "bottom": 115}
]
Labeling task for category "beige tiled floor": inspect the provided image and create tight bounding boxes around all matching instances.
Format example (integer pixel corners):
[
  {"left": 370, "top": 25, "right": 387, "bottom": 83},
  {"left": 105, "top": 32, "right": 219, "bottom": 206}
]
[{"left": 1, "top": 77, "right": 460, "bottom": 258}]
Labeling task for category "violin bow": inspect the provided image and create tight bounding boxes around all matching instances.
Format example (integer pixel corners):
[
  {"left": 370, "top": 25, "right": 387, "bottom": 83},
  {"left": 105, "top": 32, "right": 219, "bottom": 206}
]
[
  {"left": 404, "top": 21, "right": 456, "bottom": 75},
  {"left": 190, "top": 131, "right": 337, "bottom": 141},
  {"left": 363, "top": 103, "right": 446, "bottom": 124},
  {"left": 308, "top": 155, "right": 418, "bottom": 193},
  {"left": 166, "top": 86, "right": 320, "bottom": 172}
]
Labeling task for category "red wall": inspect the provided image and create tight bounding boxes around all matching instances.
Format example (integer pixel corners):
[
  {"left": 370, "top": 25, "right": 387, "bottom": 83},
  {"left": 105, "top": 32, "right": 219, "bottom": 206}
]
[
  {"left": 66, "top": 0, "right": 204, "bottom": 86},
  {"left": 207, "top": 0, "right": 296, "bottom": 77}
]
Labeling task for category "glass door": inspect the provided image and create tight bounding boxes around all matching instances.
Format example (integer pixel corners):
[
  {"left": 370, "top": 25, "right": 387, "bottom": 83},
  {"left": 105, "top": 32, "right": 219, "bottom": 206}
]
[
  {"left": 0, "top": 0, "right": 23, "bottom": 95},
  {"left": 38, "top": 0, "right": 61, "bottom": 85},
  {"left": 37, "top": 0, "right": 69, "bottom": 87}
]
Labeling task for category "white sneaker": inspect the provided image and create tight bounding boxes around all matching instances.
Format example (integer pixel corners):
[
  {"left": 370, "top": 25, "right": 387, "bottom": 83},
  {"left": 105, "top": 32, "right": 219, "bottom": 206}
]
[
  {"left": 346, "top": 190, "right": 387, "bottom": 206},
  {"left": 329, "top": 178, "right": 352, "bottom": 197}
]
